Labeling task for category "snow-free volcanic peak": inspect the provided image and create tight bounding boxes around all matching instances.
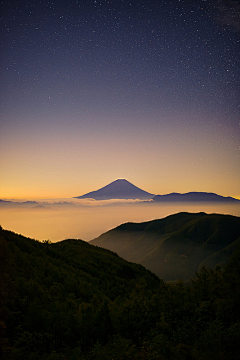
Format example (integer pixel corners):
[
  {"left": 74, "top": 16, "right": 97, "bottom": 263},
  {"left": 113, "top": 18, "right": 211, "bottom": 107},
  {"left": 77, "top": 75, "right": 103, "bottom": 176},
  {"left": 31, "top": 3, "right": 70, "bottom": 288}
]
[{"left": 74, "top": 179, "right": 154, "bottom": 200}]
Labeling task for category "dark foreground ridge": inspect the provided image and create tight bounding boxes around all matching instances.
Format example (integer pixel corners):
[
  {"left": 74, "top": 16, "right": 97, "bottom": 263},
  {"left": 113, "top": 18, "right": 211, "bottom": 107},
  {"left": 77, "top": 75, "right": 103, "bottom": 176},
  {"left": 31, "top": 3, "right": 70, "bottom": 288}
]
[
  {"left": 1, "top": 223, "right": 240, "bottom": 359},
  {"left": 74, "top": 178, "right": 154, "bottom": 200},
  {"left": 91, "top": 212, "right": 240, "bottom": 281}
]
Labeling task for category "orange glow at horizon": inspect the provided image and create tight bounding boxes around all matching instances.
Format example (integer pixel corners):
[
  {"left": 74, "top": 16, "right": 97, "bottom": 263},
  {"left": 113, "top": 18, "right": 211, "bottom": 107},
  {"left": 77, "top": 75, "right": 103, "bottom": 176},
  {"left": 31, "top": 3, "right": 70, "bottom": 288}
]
[
  {"left": 1, "top": 0, "right": 239, "bottom": 206},
  {"left": 1, "top": 112, "right": 239, "bottom": 201}
]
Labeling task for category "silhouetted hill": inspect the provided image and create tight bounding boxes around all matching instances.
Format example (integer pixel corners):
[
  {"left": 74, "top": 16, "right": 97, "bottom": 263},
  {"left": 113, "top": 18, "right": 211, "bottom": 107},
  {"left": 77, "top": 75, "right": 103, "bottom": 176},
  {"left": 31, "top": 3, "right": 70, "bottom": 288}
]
[
  {"left": 152, "top": 192, "right": 240, "bottom": 202},
  {"left": 74, "top": 179, "right": 154, "bottom": 200},
  {"left": 0, "top": 226, "right": 161, "bottom": 357},
  {"left": 90, "top": 212, "right": 240, "bottom": 281},
  {"left": 1, "top": 225, "right": 240, "bottom": 359}
]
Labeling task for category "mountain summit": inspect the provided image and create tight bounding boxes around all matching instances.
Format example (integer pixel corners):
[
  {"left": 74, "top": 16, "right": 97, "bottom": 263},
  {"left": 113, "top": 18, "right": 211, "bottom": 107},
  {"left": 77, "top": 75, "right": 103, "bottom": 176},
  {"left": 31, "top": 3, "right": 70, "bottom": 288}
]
[{"left": 74, "top": 179, "right": 154, "bottom": 200}]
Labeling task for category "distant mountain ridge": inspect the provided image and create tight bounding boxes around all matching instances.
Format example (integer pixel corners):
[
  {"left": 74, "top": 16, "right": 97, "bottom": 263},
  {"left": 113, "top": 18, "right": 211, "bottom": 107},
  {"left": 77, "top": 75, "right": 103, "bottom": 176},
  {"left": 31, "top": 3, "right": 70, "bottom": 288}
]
[
  {"left": 90, "top": 212, "right": 240, "bottom": 281},
  {"left": 1, "top": 181, "right": 239, "bottom": 203},
  {"left": 74, "top": 179, "right": 239, "bottom": 202},
  {"left": 74, "top": 179, "right": 154, "bottom": 200},
  {"left": 0, "top": 199, "right": 38, "bottom": 206},
  {"left": 152, "top": 192, "right": 240, "bottom": 203}
]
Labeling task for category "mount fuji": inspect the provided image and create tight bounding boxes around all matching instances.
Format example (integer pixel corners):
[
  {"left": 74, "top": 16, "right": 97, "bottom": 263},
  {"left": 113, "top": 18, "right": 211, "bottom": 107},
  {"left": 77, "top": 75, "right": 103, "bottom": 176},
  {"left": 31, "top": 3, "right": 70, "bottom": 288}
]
[{"left": 74, "top": 179, "right": 154, "bottom": 200}]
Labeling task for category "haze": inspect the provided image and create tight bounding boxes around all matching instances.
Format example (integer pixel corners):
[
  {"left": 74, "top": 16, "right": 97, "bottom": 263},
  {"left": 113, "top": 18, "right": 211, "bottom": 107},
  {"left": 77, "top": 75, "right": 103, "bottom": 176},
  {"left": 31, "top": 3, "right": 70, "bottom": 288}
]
[{"left": 1, "top": 201, "right": 239, "bottom": 242}]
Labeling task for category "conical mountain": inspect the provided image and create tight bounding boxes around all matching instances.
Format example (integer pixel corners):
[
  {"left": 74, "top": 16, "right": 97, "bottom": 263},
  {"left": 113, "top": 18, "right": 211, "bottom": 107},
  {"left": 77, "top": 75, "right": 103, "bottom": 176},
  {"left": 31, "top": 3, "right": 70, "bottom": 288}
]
[{"left": 74, "top": 179, "right": 154, "bottom": 200}]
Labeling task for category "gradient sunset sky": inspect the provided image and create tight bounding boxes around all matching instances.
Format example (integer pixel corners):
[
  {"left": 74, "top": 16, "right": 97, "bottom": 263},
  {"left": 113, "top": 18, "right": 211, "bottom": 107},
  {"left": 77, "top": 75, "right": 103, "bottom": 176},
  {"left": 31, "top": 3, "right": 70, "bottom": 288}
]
[{"left": 1, "top": 0, "right": 239, "bottom": 199}]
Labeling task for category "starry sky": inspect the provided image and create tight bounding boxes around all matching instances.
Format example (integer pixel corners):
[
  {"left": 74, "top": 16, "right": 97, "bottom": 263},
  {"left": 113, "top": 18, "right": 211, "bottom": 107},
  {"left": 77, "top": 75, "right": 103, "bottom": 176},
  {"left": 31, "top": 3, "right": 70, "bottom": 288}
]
[{"left": 1, "top": 0, "right": 240, "bottom": 199}]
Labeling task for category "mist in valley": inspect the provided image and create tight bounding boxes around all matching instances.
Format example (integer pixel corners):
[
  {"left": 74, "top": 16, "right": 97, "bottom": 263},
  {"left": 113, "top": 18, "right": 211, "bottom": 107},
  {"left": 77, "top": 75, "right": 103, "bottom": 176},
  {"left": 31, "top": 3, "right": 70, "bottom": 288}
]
[{"left": 1, "top": 200, "right": 239, "bottom": 242}]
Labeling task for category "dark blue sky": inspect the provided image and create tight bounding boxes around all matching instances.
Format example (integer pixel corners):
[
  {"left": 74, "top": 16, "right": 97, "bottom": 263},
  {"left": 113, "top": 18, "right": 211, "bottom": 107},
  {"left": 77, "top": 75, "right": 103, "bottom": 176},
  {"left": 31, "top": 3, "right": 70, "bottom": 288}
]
[{"left": 1, "top": 0, "right": 240, "bottom": 198}]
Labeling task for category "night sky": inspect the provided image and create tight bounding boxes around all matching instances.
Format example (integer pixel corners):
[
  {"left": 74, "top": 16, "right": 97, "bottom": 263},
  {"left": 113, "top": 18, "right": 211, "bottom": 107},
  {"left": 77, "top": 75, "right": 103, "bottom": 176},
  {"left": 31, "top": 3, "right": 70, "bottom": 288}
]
[{"left": 1, "top": 0, "right": 240, "bottom": 199}]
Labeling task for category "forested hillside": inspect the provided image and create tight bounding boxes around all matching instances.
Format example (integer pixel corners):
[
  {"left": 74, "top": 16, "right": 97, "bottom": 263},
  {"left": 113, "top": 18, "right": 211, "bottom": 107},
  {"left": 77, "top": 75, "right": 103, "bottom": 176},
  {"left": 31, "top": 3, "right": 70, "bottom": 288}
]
[
  {"left": 1, "top": 225, "right": 240, "bottom": 359},
  {"left": 91, "top": 212, "right": 240, "bottom": 281}
]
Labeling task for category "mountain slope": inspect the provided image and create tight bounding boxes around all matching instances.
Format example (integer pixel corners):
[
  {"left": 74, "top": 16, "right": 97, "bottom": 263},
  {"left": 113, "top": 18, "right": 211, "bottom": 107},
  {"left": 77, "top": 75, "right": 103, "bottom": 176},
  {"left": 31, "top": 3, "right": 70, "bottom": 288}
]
[
  {"left": 1, "top": 226, "right": 240, "bottom": 359},
  {"left": 90, "top": 212, "right": 240, "bottom": 281},
  {"left": 0, "top": 226, "right": 161, "bottom": 356},
  {"left": 74, "top": 179, "right": 154, "bottom": 200},
  {"left": 152, "top": 192, "right": 240, "bottom": 202}
]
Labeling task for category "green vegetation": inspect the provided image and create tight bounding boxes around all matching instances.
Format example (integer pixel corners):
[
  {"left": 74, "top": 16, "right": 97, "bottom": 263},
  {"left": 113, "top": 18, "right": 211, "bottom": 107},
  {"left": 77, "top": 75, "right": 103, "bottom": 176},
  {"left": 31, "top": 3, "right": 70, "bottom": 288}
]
[
  {"left": 91, "top": 212, "right": 240, "bottom": 281},
  {"left": 1, "top": 224, "right": 240, "bottom": 359}
]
